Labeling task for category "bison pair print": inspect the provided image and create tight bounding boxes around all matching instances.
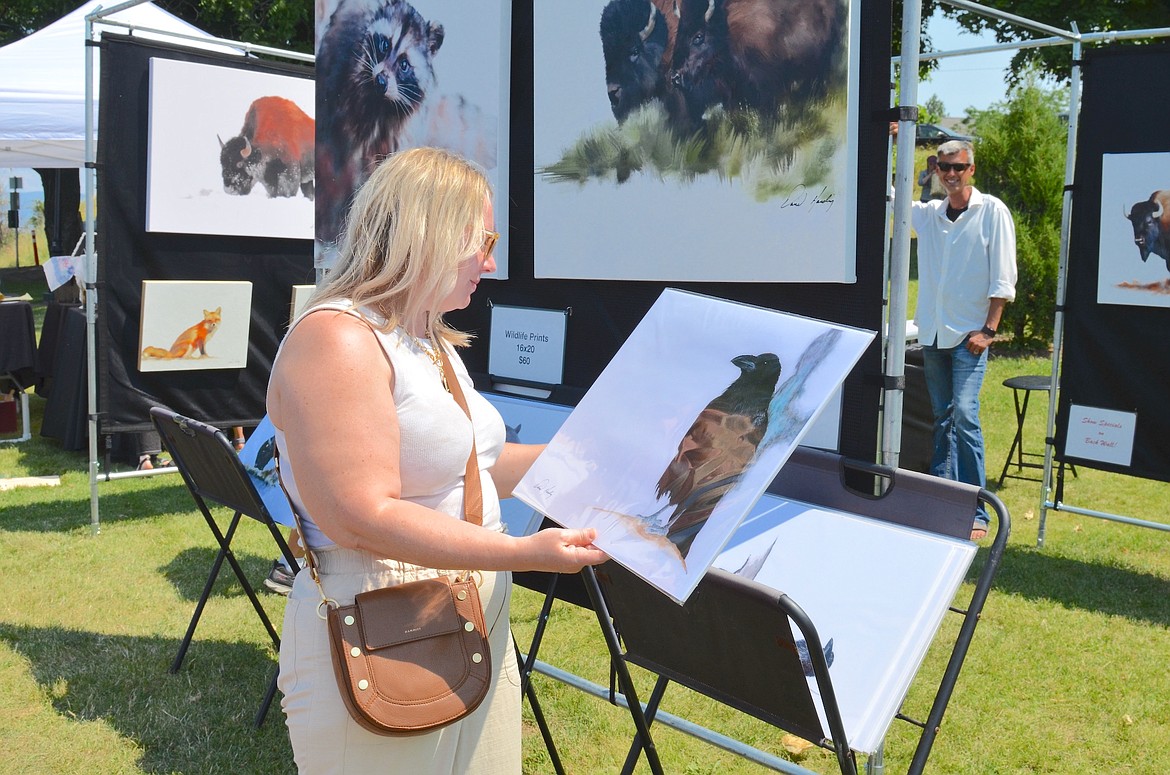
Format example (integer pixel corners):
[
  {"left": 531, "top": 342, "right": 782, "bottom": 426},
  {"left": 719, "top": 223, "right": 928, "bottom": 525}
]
[
  {"left": 542, "top": 0, "right": 849, "bottom": 194},
  {"left": 532, "top": 1, "right": 858, "bottom": 284},
  {"left": 1097, "top": 152, "right": 1170, "bottom": 308},
  {"left": 513, "top": 290, "right": 873, "bottom": 603}
]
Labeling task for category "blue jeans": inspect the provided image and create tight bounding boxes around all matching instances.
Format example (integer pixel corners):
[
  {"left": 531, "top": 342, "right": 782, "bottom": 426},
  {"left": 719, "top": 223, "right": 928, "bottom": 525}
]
[{"left": 922, "top": 337, "right": 989, "bottom": 523}]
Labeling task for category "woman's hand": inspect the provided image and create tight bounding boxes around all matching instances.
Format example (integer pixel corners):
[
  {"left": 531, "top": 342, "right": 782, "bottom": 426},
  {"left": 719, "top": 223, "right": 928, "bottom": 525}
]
[{"left": 519, "top": 527, "right": 608, "bottom": 573}]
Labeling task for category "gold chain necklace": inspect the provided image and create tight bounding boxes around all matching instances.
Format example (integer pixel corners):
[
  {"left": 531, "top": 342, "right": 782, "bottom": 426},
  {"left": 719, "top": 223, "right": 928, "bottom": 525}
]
[{"left": 411, "top": 330, "right": 450, "bottom": 393}]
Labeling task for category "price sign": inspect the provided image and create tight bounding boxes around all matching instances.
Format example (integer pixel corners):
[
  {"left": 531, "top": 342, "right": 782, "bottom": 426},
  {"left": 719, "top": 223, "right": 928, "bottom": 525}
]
[{"left": 488, "top": 304, "right": 568, "bottom": 387}]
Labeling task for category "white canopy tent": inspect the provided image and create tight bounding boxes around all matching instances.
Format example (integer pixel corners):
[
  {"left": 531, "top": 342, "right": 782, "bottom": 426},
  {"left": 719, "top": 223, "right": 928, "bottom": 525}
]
[
  {"left": 0, "top": 0, "right": 311, "bottom": 532},
  {"left": 0, "top": 0, "right": 235, "bottom": 168}
]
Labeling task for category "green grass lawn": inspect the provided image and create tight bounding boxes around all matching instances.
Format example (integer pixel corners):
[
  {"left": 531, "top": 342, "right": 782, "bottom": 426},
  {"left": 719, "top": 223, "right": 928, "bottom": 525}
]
[{"left": 2, "top": 268, "right": 1168, "bottom": 774}]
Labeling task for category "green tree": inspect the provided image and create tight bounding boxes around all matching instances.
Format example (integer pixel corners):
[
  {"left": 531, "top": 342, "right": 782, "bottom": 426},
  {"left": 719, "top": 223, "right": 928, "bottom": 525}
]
[
  {"left": 921, "top": 94, "right": 946, "bottom": 124},
  {"left": 889, "top": 0, "right": 1169, "bottom": 87},
  {"left": 942, "top": 1, "right": 1170, "bottom": 86},
  {"left": 0, "top": 0, "right": 75, "bottom": 46},
  {"left": 967, "top": 70, "right": 1068, "bottom": 349},
  {"left": 0, "top": 0, "right": 312, "bottom": 53},
  {"left": 156, "top": 0, "right": 312, "bottom": 55}
]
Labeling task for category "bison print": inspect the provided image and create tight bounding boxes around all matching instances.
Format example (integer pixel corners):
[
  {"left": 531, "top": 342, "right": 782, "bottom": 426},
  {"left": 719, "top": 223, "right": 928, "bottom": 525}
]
[
  {"left": 219, "top": 96, "right": 315, "bottom": 200},
  {"left": 1124, "top": 190, "right": 1170, "bottom": 273}
]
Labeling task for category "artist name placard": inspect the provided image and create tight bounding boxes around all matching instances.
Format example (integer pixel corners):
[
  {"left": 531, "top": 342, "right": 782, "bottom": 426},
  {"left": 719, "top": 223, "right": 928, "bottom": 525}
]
[{"left": 488, "top": 305, "right": 567, "bottom": 386}]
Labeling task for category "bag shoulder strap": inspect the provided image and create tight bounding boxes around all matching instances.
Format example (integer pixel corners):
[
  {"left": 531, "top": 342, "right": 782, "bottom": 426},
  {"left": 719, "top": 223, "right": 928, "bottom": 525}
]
[
  {"left": 273, "top": 444, "right": 323, "bottom": 591},
  {"left": 436, "top": 344, "right": 483, "bottom": 526}
]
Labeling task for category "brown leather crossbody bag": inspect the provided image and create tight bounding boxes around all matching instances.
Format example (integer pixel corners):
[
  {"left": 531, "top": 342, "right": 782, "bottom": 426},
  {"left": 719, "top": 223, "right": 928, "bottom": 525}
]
[{"left": 276, "top": 332, "right": 492, "bottom": 735}]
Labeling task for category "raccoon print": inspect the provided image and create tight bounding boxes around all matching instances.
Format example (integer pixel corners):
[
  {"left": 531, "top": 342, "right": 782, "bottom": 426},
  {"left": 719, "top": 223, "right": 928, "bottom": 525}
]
[{"left": 316, "top": 0, "right": 444, "bottom": 257}]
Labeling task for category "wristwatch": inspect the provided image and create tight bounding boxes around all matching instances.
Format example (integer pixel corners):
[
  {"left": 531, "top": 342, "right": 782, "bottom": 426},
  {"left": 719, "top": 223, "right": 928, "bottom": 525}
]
[{"left": 980, "top": 325, "right": 997, "bottom": 337}]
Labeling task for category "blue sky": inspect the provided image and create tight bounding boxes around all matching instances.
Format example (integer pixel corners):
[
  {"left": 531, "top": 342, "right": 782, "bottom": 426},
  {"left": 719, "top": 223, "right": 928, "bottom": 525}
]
[
  {"left": 919, "top": 9, "right": 1042, "bottom": 116},
  {"left": 921, "top": 11, "right": 1013, "bottom": 113}
]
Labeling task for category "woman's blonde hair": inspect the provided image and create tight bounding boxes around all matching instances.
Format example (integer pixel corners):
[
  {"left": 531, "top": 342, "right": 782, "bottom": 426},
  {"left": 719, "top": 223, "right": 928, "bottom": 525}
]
[{"left": 311, "top": 147, "right": 491, "bottom": 346}]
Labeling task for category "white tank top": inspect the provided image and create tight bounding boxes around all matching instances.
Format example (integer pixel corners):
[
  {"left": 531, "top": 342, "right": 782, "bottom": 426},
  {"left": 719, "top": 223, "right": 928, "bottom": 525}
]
[{"left": 271, "top": 301, "right": 505, "bottom": 551}]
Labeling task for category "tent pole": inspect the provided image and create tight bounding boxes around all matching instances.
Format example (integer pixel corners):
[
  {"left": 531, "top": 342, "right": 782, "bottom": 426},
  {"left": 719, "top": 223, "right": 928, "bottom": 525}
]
[
  {"left": 83, "top": 0, "right": 156, "bottom": 535},
  {"left": 84, "top": 10, "right": 100, "bottom": 535},
  {"left": 943, "top": 0, "right": 1077, "bottom": 40},
  {"left": 880, "top": 0, "right": 923, "bottom": 469},
  {"left": 1038, "top": 28, "right": 1082, "bottom": 548}
]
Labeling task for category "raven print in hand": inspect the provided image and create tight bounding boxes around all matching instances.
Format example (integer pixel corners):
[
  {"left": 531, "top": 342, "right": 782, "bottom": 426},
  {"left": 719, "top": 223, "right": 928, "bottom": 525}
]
[{"left": 647, "top": 352, "right": 782, "bottom": 557}]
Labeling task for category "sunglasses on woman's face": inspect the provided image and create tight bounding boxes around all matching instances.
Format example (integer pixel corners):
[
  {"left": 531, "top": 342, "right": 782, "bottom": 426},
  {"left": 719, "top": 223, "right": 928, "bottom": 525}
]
[
  {"left": 937, "top": 162, "right": 971, "bottom": 173},
  {"left": 482, "top": 230, "right": 499, "bottom": 259}
]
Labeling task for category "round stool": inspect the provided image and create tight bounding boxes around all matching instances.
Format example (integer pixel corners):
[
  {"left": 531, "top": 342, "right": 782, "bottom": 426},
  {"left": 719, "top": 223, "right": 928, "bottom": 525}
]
[{"left": 997, "top": 375, "right": 1074, "bottom": 486}]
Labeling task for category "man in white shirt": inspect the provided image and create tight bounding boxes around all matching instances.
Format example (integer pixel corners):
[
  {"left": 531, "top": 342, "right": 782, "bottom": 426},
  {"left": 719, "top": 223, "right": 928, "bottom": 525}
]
[{"left": 910, "top": 139, "right": 1017, "bottom": 540}]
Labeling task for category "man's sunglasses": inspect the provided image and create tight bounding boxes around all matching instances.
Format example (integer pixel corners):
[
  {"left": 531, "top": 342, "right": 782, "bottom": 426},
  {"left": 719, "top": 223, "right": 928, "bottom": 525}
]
[{"left": 937, "top": 162, "right": 971, "bottom": 173}]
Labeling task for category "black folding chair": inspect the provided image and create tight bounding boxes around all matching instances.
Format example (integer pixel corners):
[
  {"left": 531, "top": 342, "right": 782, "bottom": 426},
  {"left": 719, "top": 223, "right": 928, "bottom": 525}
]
[{"left": 150, "top": 406, "right": 301, "bottom": 728}]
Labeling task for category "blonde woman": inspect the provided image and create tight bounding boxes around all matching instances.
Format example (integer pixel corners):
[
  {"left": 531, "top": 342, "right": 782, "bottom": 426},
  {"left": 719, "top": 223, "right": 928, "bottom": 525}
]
[{"left": 268, "top": 147, "right": 606, "bottom": 773}]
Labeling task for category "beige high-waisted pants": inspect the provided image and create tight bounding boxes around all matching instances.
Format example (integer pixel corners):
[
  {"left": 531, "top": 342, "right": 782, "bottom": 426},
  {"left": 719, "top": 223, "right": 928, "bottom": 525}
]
[{"left": 278, "top": 547, "right": 521, "bottom": 774}]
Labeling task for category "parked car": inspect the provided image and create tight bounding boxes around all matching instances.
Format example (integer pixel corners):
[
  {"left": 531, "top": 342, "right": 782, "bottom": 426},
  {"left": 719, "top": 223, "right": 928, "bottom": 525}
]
[{"left": 915, "top": 123, "right": 975, "bottom": 146}]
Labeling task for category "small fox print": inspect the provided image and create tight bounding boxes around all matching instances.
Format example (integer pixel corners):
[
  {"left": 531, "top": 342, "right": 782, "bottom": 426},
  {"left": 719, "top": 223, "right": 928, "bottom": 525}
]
[{"left": 142, "top": 307, "right": 221, "bottom": 359}]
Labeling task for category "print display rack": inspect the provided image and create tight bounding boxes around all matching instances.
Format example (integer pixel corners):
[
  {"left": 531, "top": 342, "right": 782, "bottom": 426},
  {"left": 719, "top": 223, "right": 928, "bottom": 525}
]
[{"left": 517, "top": 446, "right": 1010, "bottom": 775}]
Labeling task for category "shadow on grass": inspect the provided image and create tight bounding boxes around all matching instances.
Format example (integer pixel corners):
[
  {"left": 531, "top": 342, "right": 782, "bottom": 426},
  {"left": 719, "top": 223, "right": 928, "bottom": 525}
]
[
  {"left": 0, "top": 623, "right": 294, "bottom": 774},
  {"left": 987, "top": 544, "right": 1170, "bottom": 627},
  {"left": 162, "top": 545, "right": 285, "bottom": 604},
  {"left": 0, "top": 479, "right": 201, "bottom": 533}
]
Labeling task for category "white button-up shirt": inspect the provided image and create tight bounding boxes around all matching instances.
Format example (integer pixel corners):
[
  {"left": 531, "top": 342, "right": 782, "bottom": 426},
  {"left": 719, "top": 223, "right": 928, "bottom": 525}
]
[{"left": 910, "top": 187, "right": 1017, "bottom": 349}]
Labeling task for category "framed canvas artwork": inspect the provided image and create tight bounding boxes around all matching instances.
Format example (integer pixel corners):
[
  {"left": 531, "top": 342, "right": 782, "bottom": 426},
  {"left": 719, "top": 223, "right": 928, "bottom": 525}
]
[
  {"left": 239, "top": 414, "right": 295, "bottom": 528},
  {"left": 138, "top": 280, "right": 252, "bottom": 372},
  {"left": 314, "top": 0, "right": 511, "bottom": 276},
  {"left": 145, "top": 57, "right": 315, "bottom": 240},
  {"left": 290, "top": 284, "right": 316, "bottom": 324},
  {"left": 1098, "top": 152, "right": 1170, "bottom": 308},
  {"left": 532, "top": 0, "right": 861, "bottom": 282}
]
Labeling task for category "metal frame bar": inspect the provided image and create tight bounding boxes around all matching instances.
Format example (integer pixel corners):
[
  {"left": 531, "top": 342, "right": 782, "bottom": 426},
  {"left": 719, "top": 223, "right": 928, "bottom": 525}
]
[
  {"left": 517, "top": 484, "right": 1008, "bottom": 775},
  {"left": 522, "top": 657, "right": 820, "bottom": 774},
  {"left": 82, "top": 0, "right": 313, "bottom": 534}
]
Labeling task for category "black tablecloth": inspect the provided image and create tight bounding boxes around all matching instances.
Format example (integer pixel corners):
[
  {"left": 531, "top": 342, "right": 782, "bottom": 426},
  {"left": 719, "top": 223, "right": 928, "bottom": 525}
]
[
  {"left": 35, "top": 301, "right": 82, "bottom": 396},
  {"left": 0, "top": 300, "right": 37, "bottom": 390},
  {"left": 41, "top": 306, "right": 87, "bottom": 450},
  {"left": 36, "top": 303, "right": 161, "bottom": 457}
]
